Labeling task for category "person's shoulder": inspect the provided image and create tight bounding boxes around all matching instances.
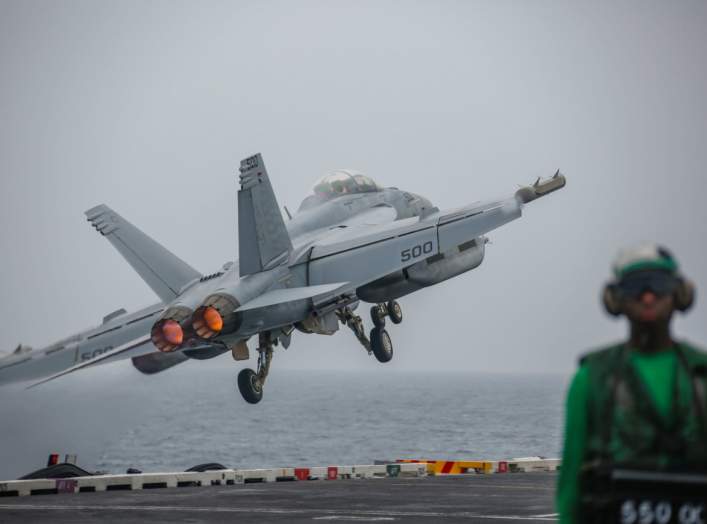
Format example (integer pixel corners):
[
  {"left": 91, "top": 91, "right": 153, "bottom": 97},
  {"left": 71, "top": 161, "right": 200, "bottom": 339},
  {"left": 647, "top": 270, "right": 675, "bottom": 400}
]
[
  {"left": 678, "top": 340, "right": 707, "bottom": 368},
  {"left": 679, "top": 340, "right": 707, "bottom": 354},
  {"left": 578, "top": 342, "right": 624, "bottom": 367}
]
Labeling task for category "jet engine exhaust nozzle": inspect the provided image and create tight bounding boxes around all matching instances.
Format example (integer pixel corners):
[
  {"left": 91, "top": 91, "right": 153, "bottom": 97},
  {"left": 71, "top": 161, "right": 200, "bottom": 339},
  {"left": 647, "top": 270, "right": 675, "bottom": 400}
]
[
  {"left": 150, "top": 305, "right": 195, "bottom": 352},
  {"left": 151, "top": 319, "right": 184, "bottom": 353},
  {"left": 199, "top": 307, "right": 223, "bottom": 334},
  {"left": 192, "top": 294, "right": 241, "bottom": 339}
]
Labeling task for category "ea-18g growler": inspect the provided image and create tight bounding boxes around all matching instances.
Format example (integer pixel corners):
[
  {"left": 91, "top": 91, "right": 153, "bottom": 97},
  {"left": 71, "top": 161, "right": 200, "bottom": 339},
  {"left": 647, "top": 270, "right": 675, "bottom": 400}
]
[{"left": 0, "top": 154, "right": 566, "bottom": 403}]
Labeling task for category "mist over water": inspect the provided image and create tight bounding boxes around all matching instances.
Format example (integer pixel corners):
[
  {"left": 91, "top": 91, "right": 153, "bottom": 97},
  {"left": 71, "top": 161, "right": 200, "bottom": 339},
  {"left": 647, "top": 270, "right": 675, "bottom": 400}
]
[{"left": 0, "top": 365, "right": 566, "bottom": 479}]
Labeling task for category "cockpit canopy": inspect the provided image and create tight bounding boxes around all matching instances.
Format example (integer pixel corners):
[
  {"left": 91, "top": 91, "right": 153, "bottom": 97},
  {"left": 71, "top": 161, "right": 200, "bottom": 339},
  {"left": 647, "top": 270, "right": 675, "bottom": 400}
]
[{"left": 299, "top": 170, "right": 384, "bottom": 210}]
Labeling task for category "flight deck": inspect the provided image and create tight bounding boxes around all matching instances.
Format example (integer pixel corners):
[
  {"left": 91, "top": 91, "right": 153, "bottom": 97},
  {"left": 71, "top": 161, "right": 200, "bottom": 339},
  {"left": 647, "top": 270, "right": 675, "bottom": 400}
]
[{"left": 0, "top": 471, "right": 558, "bottom": 523}]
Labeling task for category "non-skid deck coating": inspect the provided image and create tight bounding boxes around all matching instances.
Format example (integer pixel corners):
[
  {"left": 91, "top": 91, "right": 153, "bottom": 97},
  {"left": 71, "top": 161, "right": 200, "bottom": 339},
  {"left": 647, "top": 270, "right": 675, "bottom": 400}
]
[{"left": 0, "top": 472, "right": 558, "bottom": 523}]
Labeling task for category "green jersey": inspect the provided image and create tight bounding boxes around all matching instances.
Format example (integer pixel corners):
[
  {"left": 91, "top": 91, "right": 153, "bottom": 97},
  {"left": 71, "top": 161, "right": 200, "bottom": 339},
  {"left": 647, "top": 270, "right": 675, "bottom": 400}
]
[{"left": 556, "top": 341, "right": 707, "bottom": 524}]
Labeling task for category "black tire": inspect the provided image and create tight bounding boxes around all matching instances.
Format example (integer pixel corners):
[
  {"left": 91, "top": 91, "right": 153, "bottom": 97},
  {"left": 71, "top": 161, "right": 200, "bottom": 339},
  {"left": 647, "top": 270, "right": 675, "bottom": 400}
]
[
  {"left": 237, "top": 368, "right": 263, "bottom": 404},
  {"left": 387, "top": 300, "right": 403, "bottom": 324},
  {"left": 370, "top": 327, "right": 393, "bottom": 363},
  {"left": 370, "top": 306, "right": 386, "bottom": 328}
]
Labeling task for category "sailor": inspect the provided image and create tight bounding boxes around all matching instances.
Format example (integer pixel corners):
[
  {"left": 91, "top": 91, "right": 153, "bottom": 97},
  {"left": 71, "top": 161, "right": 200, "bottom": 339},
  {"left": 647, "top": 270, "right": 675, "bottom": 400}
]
[{"left": 556, "top": 244, "right": 707, "bottom": 523}]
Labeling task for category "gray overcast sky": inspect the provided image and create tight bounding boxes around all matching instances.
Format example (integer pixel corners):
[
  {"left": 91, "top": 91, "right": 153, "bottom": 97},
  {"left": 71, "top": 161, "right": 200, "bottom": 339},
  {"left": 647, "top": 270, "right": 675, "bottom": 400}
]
[{"left": 1, "top": 0, "right": 706, "bottom": 376}]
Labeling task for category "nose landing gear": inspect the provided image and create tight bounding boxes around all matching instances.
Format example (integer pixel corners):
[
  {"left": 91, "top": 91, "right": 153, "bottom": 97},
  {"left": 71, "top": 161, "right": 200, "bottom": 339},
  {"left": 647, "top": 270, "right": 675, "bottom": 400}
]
[
  {"left": 370, "top": 300, "right": 403, "bottom": 327},
  {"left": 339, "top": 300, "right": 402, "bottom": 364}
]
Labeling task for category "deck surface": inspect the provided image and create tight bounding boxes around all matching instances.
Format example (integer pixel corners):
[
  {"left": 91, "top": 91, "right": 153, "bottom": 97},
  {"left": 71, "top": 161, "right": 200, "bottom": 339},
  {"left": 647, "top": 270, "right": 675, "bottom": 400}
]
[{"left": 0, "top": 472, "right": 558, "bottom": 523}]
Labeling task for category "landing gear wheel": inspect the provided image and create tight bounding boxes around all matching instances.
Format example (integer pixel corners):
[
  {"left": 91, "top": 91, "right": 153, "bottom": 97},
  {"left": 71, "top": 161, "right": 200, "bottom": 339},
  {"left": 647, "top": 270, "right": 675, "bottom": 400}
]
[
  {"left": 371, "top": 305, "right": 386, "bottom": 328},
  {"left": 387, "top": 300, "right": 403, "bottom": 324},
  {"left": 237, "top": 368, "right": 263, "bottom": 404},
  {"left": 370, "top": 327, "right": 393, "bottom": 363}
]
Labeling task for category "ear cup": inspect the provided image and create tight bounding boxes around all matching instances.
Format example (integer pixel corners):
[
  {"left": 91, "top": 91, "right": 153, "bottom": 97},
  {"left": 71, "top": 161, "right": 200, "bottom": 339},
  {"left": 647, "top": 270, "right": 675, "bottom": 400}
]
[
  {"left": 674, "top": 278, "right": 695, "bottom": 312},
  {"left": 602, "top": 283, "right": 622, "bottom": 316}
]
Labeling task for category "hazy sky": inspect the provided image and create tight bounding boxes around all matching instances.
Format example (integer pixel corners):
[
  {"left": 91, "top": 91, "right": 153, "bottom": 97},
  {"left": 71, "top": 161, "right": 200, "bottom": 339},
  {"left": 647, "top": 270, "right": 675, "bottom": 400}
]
[{"left": 1, "top": 0, "right": 706, "bottom": 377}]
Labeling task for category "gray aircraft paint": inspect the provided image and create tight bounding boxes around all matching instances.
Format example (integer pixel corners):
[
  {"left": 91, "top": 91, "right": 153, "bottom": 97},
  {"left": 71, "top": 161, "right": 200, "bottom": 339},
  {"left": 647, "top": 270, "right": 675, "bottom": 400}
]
[
  {"left": 0, "top": 304, "right": 163, "bottom": 384},
  {"left": 0, "top": 153, "right": 565, "bottom": 390},
  {"left": 1, "top": 3, "right": 706, "bottom": 380},
  {"left": 85, "top": 205, "right": 201, "bottom": 303}
]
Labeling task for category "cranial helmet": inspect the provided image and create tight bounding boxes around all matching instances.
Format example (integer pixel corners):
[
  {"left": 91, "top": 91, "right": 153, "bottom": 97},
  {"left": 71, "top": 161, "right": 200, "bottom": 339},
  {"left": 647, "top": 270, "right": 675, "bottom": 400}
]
[{"left": 602, "top": 244, "right": 695, "bottom": 316}]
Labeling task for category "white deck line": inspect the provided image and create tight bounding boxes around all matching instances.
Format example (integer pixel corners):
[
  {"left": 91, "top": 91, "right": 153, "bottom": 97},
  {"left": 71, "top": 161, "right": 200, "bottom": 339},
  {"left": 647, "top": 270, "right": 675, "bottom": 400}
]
[{"left": 0, "top": 458, "right": 563, "bottom": 497}]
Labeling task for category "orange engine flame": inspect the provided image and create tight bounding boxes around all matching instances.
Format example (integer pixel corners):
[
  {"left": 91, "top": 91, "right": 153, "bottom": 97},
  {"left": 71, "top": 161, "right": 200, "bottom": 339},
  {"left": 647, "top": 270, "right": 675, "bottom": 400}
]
[
  {"left": 161, "top": 320, "right": 184, "bottom": 346},
  {"left": 203, "top": 307, "right": 224, "bottom": 333}
]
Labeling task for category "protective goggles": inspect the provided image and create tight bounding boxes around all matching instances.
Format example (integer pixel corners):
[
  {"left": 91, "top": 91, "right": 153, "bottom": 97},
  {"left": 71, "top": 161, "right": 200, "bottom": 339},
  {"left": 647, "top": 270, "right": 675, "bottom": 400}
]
[{"left": 617, "top": 270, "right": 679, "bottom": 299}]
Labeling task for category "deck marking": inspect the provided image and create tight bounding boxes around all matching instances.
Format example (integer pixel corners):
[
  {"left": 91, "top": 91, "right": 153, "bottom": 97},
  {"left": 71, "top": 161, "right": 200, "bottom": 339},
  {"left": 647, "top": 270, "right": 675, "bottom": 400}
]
[
  {"left": 313, "top": 517, "right": 396, "bottom": 521},
  {"left": 0, "top": 504, "right": 558, "bottom": 520}
]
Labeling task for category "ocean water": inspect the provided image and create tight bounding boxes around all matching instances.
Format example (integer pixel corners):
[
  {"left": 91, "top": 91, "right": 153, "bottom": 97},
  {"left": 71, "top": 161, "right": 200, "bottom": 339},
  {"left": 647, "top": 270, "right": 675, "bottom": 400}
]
[{"left": 0, "top": 365, "right": 568, "bottom": 479}]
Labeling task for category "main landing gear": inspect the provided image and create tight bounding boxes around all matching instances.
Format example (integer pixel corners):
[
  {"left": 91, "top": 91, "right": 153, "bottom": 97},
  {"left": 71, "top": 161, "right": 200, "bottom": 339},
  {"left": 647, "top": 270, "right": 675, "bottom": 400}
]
[
  {"left": 338, "top": 300, "right": 403, "bottom": 364},
  {"left": 237, "top": 332, "right": 273, "bottom": 404},
  {"left": 237, "top": 300, "right": 404, "bottom": 403}
]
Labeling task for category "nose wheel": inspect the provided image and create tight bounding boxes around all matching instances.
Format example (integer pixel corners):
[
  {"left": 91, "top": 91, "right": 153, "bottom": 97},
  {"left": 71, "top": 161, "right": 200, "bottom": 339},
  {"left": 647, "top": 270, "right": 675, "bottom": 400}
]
[
  {"left": 387, "top": 300, "right": 403, "bottom": 324},
  {"left": 371, "top": 300, "right": 403, "bottom": 327},
  {"left": 237, "top": 333, "right": 273, "bottom": 404}
]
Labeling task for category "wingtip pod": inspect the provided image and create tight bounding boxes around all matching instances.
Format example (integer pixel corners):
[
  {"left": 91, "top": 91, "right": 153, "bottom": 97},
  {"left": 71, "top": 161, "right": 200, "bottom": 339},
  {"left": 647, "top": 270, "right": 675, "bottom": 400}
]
[{"left": 515, "top": 170, "right": 566, "bottom": 204}]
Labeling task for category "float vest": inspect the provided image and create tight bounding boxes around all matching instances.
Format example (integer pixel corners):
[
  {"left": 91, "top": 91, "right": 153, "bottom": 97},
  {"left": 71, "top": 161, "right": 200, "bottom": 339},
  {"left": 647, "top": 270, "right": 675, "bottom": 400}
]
[{"left": 581, "top": 342, "right": 707, "bottom": 469}]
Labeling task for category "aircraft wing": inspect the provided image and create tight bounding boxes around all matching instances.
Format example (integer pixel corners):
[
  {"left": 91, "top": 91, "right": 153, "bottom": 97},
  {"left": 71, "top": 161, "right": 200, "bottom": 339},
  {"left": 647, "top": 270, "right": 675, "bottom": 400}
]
[
  {"left": 305, "top": 172, "right": 566, "bottom": 288},
  {"left": 26, "top": 337, "right": 221, "bottom": 388},
  {"left": 26, "top": 336, "right": 154, "bottom": 388}
]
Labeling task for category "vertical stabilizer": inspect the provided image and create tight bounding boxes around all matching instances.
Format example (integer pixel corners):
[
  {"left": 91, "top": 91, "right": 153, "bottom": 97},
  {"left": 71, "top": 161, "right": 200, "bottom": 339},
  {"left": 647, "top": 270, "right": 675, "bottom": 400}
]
[
  {"left": 238, "top": 153, "right": 293, "bottom": 276},
  {"left": 85, "top": 205, "right": 201, "bottom": 302}
]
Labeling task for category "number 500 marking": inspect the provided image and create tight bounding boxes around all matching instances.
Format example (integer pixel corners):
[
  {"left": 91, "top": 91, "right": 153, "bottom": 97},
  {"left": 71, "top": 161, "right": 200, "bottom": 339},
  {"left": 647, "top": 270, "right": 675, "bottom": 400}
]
[{"left": 401, "top": 241, "right": 433, "bottom": 262}]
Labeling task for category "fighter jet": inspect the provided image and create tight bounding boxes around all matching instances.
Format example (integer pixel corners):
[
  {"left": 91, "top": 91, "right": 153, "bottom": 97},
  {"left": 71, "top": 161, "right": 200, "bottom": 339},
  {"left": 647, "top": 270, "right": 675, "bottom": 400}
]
[{"left": 0, "top": 154, "right": 566, "bottom": 403}]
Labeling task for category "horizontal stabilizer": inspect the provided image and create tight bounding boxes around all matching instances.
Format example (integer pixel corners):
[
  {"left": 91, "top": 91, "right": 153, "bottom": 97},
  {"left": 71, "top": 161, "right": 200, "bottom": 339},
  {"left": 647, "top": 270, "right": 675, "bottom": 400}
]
[
  {"left": 238, "top": 154, "right": 293, "bottom": 276},
  {"left": 85, "top": 205, "right": 201, "bottom": 302}
]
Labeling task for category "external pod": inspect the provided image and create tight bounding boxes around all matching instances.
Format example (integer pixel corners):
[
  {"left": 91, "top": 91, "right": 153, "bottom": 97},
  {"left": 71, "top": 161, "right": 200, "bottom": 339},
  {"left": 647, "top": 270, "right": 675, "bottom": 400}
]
[{"left": 357, "top": 237, "right": 486, "bottom": 303}]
